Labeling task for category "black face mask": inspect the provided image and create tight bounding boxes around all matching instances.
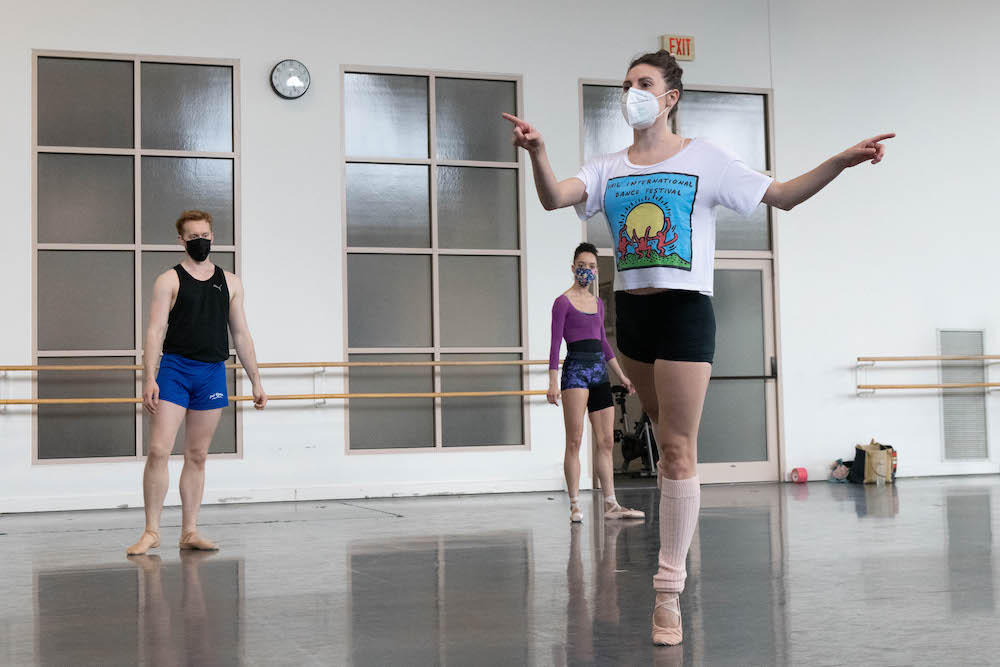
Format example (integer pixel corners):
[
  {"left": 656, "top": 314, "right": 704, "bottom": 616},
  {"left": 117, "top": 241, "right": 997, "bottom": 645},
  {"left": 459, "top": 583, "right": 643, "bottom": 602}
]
[{"left": 185, "top": 238, "right": 211, "bottom": 262}]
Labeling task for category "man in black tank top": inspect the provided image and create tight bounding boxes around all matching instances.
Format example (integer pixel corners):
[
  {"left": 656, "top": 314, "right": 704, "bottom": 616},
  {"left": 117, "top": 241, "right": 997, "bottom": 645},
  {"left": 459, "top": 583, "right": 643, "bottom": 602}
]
[{"left": 128, "top": 210, "right": 268, "bottom": 556}]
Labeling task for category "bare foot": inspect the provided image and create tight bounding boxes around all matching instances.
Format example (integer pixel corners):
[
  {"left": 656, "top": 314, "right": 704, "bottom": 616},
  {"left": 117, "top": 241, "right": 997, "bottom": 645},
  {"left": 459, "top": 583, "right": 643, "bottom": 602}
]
[
  {"left": 126, "top": 530, "right": 161, "bottom": 556},
  {"left": 179, "top": 531, "right": 219, "bottom": 551}
]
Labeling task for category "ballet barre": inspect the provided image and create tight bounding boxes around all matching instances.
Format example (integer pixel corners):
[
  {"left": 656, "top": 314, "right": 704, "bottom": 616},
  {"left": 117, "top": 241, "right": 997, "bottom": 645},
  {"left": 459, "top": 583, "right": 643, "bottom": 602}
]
[
  {"left": 0, "top": 390, "right": 548, "bottom": 406},
  {"left": 0, "top": 360, "right": 556, "bottom": 372},
  {"left": 0, "top": 359, "right": 559, "bottom": 406},
  {"left": 856, "top": 354, "right": 1000, "bottom": 395}
]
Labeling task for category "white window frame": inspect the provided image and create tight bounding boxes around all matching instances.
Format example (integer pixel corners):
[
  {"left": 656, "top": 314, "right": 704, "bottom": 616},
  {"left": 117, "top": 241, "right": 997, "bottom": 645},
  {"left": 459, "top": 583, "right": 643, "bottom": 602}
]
[
  {"left": 31, "top": 49, "right": 243, "bottom": 465},
  {"left": 341, "top": 66, "right": 530, "bottom": 454}
]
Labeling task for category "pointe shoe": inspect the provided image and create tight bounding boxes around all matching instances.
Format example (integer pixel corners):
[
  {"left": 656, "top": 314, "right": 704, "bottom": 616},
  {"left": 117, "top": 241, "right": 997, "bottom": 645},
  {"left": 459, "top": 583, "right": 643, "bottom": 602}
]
[
  {"left": 570, "top": 503, "right": 584, "bottom": 523},
  {"left": 603, "top": 503, "right": 646, "bottom": 520},
  {"left": 179, "top": 532, "right": 220, "bottom": 551},
  {"left": 651, "top": 593, "right": 683, "bottom": 646},
  {"left": 126, "top": 530, "right": 161, "bottom": 556}
]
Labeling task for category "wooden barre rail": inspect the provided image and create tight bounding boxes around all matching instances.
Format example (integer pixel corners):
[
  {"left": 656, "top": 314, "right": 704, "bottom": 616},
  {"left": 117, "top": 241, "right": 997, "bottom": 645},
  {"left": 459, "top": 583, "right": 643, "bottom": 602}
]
[
  {"left": 0, "top": 390, "right": 548, "bottom": 406},
  {"left": 858, "top": 383, "right": 1000, "bottom": 391},
  {"left": 860, "top": 356, "right": 1000, "bottom": 362},
  {"left": 0, "top": 360, "right": 554, "bottom": 372}
]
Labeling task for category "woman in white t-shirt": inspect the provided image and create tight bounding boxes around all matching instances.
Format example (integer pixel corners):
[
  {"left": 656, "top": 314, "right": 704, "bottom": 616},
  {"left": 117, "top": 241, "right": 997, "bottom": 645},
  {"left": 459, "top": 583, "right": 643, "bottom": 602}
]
[{"left": 504, "top": 49, "right": 893, "bottom": 646}]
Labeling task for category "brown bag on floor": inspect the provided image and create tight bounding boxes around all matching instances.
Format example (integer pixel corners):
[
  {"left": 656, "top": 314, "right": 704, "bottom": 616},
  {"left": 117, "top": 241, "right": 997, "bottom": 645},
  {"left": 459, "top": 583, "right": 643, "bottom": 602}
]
[{"left": 848, "top": 440, "right": 896, "bottom": 484}]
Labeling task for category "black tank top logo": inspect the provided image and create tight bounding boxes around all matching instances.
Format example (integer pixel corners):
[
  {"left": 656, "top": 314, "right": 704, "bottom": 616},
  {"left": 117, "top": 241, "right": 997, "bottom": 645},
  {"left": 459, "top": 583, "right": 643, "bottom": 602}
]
[{"left": 162, "top": 265, "right": 231, "bottom": 363}]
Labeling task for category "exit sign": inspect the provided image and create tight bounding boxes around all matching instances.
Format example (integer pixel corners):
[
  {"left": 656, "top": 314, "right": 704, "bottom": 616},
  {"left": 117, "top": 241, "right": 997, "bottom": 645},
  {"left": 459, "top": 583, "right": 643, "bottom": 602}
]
[{"left": 660, "top": 35, "right": 695, "bottom": 61}]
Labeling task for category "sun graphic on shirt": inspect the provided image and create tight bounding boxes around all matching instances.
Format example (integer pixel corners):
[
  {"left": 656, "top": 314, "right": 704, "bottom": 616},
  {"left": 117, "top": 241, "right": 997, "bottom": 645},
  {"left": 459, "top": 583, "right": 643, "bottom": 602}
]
[{"left": 624, "top": 202, "right": 666, "bottom": 239}]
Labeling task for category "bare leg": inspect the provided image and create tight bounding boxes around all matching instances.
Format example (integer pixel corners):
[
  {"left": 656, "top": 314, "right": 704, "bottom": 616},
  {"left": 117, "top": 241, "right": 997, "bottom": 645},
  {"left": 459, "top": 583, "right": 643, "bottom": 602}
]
[
  {"left": 652, "top": 361, "right": 710, "bottom": 481},
  {"left": 128, "top": 401, "right": 187, "bottom": 555},
  {"left": 561, "top": 388, "right": 589, "bottom": 521},
  {"left": 589, "top": 406, "right": 645, "bottom": 519},
  {"left": 589, "top": 406, "right": 616, "bottom": 497},
  {"left": 621, "top": 355, "right": 711, "bottom": 646},
  {"left": 179, "top": 408, "right": 222, "bottom": 549}
]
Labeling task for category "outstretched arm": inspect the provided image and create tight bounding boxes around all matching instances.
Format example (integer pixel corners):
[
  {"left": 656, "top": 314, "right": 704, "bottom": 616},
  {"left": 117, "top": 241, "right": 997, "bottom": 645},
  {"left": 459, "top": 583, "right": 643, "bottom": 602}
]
[
  {"left": 227, "top": 275, "right": 267, "bottom": 410},
  {"left": 503, "top": 113, "right": 587, "bottom": 211},
  {"left": 763, "top": 133, "right": 895, "bottom": 211}
]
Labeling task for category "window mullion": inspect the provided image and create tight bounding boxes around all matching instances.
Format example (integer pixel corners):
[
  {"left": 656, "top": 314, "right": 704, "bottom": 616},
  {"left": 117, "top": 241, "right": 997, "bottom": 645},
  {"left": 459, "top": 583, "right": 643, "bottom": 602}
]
[
  {"left": 429, "top": 74, "right": 444, "bottom": 448},
  {"left": 133, "top": 56, "right": 143, "bottom": 460}
]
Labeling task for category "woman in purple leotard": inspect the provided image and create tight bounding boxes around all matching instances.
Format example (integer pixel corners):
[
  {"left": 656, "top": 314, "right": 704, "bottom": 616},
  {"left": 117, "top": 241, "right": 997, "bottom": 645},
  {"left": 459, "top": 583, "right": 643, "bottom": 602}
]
[{"left": 550, "top": 242, "right": 644, "bottom": 524}]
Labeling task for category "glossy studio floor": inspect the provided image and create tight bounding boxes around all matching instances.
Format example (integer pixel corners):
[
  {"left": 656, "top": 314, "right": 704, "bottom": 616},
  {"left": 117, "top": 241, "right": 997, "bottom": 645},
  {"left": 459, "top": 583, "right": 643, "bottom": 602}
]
[{"left": 2, "top": 477, "right": 999, "bottom": 666}]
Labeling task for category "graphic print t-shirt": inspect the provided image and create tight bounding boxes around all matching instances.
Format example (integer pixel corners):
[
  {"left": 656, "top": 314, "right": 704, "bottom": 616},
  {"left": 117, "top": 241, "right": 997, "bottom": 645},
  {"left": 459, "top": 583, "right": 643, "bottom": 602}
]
[{"left": 574, "top": 138, "right": 773, "bottom": 295}]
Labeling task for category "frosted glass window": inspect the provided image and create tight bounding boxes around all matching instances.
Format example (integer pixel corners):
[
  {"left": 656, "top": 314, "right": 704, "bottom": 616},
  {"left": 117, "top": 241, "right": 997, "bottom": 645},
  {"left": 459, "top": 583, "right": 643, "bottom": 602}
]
[
  {"left": 712, "top": 269, "right": 765, "bottom": 377},
  {"left": 348, "top": 255, "right": 432, "bottom": 348},
  {"left": 38, "top": 357, "right": 136, "bottom": 459},
  {"left": 676, "top": 91, "right": 767, "bottom": 171},
  {"left": 441, "top": 354, "right": 522, "bottom": 447},
  {"left": 345, "top": 73, "right": 429, "bottom": 159},
  {"left": 346, "top": 164, "right": 430, "bottom": 248},
  {"left": 141, "top": 158, "right": 234, "bottom": 245},
  {"left": 37, "top": 154, "right": 134, "bottom": 244},
  {"left": 438, "top": 167, "right": 518, "bottom": 250},
  {"left": 439, "top": 256, "right": 520, "bottom": 347},
  {"left": 37, "top": 251, "right": 134, "bottom": 351},
  {"left": 435, "top": 78, "right": 516, "bottom": 162},
  {"left": 587, "top": 217, "right": 614, "bottom": 250},
  {"left": 581, "top": 85, "right": 632, "bottom": 249},
  {"left": 717, "top": 202, "right": 770, "bottom": 251},
  {"left": 141, "top": 63, "right": 233, "bottom": 152},
  {"left": 37, "top": 57, "right": 133, "bottom": 148},
  {"left": 349, "top": 354, "right": 434, "bottom": 449},
  {"left": 698, "top": 379, "right": 767, "bottom": 463},
  {"left": 582, "top": 84, "right": 633, "bottom": 162}
]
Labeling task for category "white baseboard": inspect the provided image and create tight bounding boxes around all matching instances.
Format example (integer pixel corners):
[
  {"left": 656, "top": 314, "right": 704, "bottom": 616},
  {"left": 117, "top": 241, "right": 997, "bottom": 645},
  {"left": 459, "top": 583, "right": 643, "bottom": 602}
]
[
  {"left": 0, "top": 476, "right": 579, "bottom": 514},
  {"left": 787, "top": 461, "right": 1000, "bottom": 484}
]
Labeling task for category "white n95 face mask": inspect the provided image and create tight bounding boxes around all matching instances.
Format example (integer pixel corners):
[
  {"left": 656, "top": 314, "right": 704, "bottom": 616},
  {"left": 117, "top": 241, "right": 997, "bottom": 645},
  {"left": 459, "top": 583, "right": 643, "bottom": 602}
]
[{"left": 621, "top": 87, "right": 671, "bottom": 130}]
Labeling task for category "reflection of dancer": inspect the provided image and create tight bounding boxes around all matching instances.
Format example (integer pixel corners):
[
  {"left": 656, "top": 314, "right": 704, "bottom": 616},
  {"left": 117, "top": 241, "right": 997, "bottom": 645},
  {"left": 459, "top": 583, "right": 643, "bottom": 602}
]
[
  {"left": 128, "top": 210, "right": 268, "bottom": 556},
  {"left": 560, "top": 519, "right": 644, "bottom": 667},
  {"left": 507, "top": 49, "right": 893, "bottom": 646},
  {"left": 129, "top": 550, "right": 221, "bottom": 665},
  {"left": 548, "top": 243, "right": 644, "bottom": 524},
  {"left": 128, "top": 555, "right": 177, "bottom": 665},
  {"left": 563, "top": 524, "right": 594, "bottom": 665},
  {"left": 180, "top": 551, "right": 218, "bottom": 665}
]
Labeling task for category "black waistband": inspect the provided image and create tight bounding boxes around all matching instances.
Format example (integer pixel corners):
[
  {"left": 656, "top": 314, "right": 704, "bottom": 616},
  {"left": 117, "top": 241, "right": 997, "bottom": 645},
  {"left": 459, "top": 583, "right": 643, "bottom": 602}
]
[{"left": 567, "top": 339, "right": 602, "bottom": 354}]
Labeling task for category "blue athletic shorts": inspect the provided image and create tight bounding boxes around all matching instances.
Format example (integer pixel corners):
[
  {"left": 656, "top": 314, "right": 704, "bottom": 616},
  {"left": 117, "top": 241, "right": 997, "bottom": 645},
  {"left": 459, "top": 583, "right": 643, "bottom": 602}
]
[{"left": 156, "top": 353, "right": 228, "bottom": 411}]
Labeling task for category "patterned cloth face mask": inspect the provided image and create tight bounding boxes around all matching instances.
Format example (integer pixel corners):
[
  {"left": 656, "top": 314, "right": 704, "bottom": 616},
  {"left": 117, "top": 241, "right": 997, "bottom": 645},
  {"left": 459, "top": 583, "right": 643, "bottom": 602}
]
[{"left": 575, "top": 267, "right": 596, "bottom": 288}]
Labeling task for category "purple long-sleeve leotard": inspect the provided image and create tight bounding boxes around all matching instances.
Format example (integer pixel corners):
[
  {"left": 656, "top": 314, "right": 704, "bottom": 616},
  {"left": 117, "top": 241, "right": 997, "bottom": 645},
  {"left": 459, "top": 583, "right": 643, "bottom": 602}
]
[{"left": 550, "top": 294, "right": 615, "bottom": 370}]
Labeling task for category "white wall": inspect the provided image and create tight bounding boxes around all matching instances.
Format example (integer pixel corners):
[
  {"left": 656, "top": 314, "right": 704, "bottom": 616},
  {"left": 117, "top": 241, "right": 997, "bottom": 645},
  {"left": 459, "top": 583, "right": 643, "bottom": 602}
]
[
  {"left": 0, "top": 0, "right": 772, "bottom": 512},
  {"left": 3, "top": 0, "right": 995, "bottom": 512},
  {"left": 771, "top": 0, "right": 1000, "bottom": 479}
]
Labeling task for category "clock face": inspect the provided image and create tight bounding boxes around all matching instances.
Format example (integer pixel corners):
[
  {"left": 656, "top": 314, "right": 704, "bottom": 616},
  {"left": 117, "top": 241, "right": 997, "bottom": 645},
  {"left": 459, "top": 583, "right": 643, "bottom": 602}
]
[{"left": 271, "top": 60, "right": 310, "bottom": 99}]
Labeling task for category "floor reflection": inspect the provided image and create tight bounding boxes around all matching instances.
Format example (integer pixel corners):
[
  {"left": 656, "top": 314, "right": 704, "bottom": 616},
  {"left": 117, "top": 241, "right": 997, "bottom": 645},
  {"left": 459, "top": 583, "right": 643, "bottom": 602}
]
[
  {"left": 558, "top": 485, "right": 789, "bottom": 666},
  {"left": 11, "top": 479, "right": 1000, "bottom": 665},
  {"left": 349, "top": 532, "right": 532, "bottom": 667},
  {"left": 35, "top": 551, "right": 242, "bottom": 667},
  {"left": 946, "top": 488, "right": 995, "bottom": 614}
]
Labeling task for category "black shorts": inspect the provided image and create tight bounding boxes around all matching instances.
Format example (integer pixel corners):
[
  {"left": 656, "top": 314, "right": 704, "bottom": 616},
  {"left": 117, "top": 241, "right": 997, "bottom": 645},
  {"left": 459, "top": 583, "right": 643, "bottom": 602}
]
[{"left": 614, "top": 290, "right": 716, "bottom": 364}]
